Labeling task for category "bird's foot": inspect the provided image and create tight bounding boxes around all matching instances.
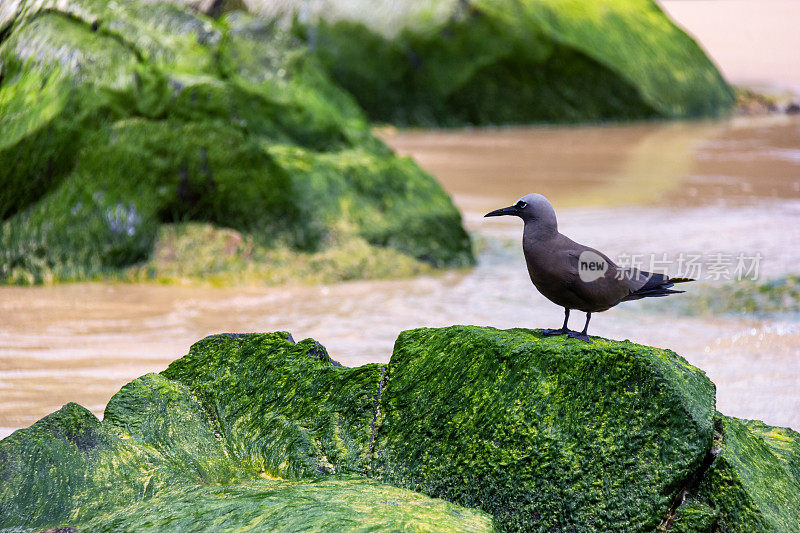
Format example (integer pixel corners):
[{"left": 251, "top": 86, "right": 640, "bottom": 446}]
[
  {"left": 541, "top": 328, "right": 570, "bottom": 336},
  {"left": 567, "top": 331, "right": 592, "bottom": 343}
]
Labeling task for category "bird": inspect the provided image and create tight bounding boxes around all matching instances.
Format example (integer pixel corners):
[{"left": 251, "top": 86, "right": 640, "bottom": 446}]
[{"left": 484, "top": 193, "right": 692, "bottom": 342}]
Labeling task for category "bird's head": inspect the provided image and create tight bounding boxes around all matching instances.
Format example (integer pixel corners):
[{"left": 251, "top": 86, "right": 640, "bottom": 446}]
[{"left": 484, "top": 193, "right": 557, "bottom": 228}]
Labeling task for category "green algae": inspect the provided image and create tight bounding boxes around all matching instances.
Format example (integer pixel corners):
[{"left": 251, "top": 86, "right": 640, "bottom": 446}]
[
  {"left": 3, "top": 327, "right": 799, "bottom": 532},
  {"left": 0, "top": 408, "right": 494, "bottom": 531},
  {"left": 672, "top": 415, "right": 800, "bottom": 532},
  {"left": 372, "top": 326, "right": 716, "bottom": 531},
  {"left": 125, "top": 222, "right": 432, "bottom": 286},
  {"left": 291, "top": 0, "right": 734, "bottom": 127},
  {"left": 84, "top": 477, "right": 495, "bottom": 532},
  {"left": 103, "top": 373, "right": 247, "bottom": 484},
  {"left": 0, "top": 401, "right": 217, "bottom": 528},
  {"left": 668, "top": 499, "right": 719, "bottom": 533},
  {"left": 0, "top": 331, "right": 489, "bottom": 531},
  {"left": 162, "top": 332, "right": 384, "bottom": 479},
  {"left": 0, "top": 0, "right": 473, "bottom": 286},
  {"left": 646, "top": 275, "right": 800, "bottom": 318}
]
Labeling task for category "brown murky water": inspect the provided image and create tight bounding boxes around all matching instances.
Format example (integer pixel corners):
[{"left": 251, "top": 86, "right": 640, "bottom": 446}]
[
  {"left": 384, "top": 116, "right": 800, "bottom": 214},
  {"left": 2, "top": 115, "right": 799, "bottom": 438}
]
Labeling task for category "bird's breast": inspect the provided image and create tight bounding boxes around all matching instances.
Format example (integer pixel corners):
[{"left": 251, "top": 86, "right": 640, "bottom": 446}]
[{"left": 523, "top": 251, "right": 585, "bottom": 309}]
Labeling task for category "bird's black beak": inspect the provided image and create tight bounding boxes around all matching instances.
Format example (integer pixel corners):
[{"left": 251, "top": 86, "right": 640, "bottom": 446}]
[{"left": 484, "top": 205, "right": 518, "bottom": 218}]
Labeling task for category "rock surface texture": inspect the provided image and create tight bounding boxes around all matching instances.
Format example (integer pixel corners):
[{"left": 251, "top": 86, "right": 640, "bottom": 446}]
[
  {"left": 2, "top": 326, "right": 797, "bottom": 531},
  {"left": 0, "top": 0, "right": 472, "bottom": 284}
]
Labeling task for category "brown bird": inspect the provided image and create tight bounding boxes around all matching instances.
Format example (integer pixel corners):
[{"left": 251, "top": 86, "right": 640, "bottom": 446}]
[{"left": 485, "top": 193, "right": 692, "bottom": 341}]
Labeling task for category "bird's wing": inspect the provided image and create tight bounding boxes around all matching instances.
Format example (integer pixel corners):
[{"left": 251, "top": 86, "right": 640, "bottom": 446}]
[{"left": 561, "top": 242, "right": 641, "bottom": 311}]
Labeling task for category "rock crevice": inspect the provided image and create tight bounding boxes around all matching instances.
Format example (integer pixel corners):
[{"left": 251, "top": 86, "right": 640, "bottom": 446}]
[
  {"left": 368, "top": 365, "right": 389, "bottom": 461},
  {"left": 661, "top": 417, "right": 723, "bottom": 530}
]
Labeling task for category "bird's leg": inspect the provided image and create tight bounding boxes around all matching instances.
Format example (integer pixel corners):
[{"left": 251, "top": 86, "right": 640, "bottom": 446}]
[
  {"left": 568, "top": 312, "right": 592, "bottom": 342},
  {"left": 542, "top": 308, "right": 571, "bottom": 336}
]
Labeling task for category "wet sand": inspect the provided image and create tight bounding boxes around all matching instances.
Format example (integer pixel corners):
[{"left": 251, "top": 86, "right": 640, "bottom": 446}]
[{"left": 1, "top": 115, "right": 799, "bottom": 437}]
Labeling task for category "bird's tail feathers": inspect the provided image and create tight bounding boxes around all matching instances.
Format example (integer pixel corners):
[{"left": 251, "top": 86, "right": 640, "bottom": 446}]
[{"left": 622, "top": 272, "right": 693, "bottom": 301}]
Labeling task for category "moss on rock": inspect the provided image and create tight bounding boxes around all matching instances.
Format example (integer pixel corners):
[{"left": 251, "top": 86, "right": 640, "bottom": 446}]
[
  {"left": 0, "top": 401, "right": 229, "bottom": 528},
  {"left": 647, "top": 275, "right": 800, "bottom": 318},
  {"left": 286, "top": 0, "right": 734, "bottom": 126},
  {"left": 0, "top": 0, "right": 472, "bottom": 285},
  {"left": 372, "top": 326, "right": 717, "bottom": 531},
  {"left": 672, "top": 415, "right": 800, "bottom": 532},
  {"left": 84, "top": 478, "right": 495, "bottom": 532},
  {"left": 125, "top": 222, "right": 432, "bottom": 286},
  {"left": 0, "top": 331, "right": 490, "bottom": 531},
  {"left": 162, "top": 332, "right": 384, "bottom": 479},
  {"left": 2, "top": 327, "right": 798, "bottom": 531},
  {"left": 103, "top": 373, "right": 248, "bottom": 484}
]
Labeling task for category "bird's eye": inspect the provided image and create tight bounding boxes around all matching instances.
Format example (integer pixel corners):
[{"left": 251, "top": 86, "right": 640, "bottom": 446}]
[{"left": 516, "top": 201, "right": 527, "bottom": 209}]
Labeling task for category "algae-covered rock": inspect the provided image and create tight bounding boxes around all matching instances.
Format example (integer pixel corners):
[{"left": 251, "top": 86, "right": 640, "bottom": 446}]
[
  {"left": 672, "top": 415, "right": 800, "bottom": 532},
  {"left": 2, "top": 327, "right": 798, "bottom": 532},
  {"left": 0, "top": 0, "right": 472, "bottom": 285},
  {"left": 0, "top": 400, "right": 240, "bottom": 528},
  {"left": 648, "top": 274, "right": 800, "bottom": 318},
  {"left": 0, "top": 331, "right": 492, "bottom": 532},
  {"left": 372, "top": 326, "right": 717, "bottom": 531},
  {"left": 281, "top": 0, "right": 734, "bottom": 126},
  {"left": 161, "top": 332, "right": 384, "bottom": 479},
  {"left": 125, "top": 221, "right": 434, "bottom": 286},
  {"left": 84, "top": 478, "right": 495, "bottom": 532}
]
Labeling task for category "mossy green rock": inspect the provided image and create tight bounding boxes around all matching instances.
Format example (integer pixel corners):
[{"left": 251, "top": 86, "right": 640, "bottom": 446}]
[
  {"left": 672, "top": 415, "right": 800, "bottom": 532},
  {"left": 0, "top": 0, "right": 472, "bottom": 285},
  {"left": 372, "top": 326, "right": 717, "bottom": 531},
  {"left": 161, "top": 333, "right": 384, "bottom": 479},
  {"left": 2, "top": 327, "right": 798, "bottom": 532},
  {"left": 0, "top": 332, "right": 492, "bottom": 531},
  {"left": 288, "top": 0, "right": 734, "bottom": 126},
  {"left": 85, "top": 478, "right": 494, "bottom": 532}
]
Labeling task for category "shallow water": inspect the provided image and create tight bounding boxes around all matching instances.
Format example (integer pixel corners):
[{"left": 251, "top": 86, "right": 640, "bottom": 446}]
[{"left": 1, "top": 115, "right": 799, "bottom": 437}]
